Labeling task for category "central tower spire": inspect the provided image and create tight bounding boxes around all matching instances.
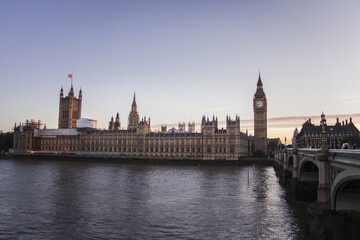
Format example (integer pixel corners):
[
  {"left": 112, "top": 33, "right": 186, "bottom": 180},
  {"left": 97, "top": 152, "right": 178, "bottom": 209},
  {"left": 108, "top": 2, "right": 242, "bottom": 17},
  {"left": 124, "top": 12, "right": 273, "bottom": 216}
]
[
  {"left": 128, "top": 93, "right": 139, "bottom": 130},
  {"left": 132, "top": 92, "right": 137, "bottom": 111}
]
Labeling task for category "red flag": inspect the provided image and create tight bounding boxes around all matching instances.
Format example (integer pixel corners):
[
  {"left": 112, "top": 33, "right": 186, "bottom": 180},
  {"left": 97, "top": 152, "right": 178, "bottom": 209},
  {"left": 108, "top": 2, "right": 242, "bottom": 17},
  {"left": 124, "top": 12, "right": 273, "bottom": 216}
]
[{"left": 68, "top": 74, "right": 73, "bottom": 78}]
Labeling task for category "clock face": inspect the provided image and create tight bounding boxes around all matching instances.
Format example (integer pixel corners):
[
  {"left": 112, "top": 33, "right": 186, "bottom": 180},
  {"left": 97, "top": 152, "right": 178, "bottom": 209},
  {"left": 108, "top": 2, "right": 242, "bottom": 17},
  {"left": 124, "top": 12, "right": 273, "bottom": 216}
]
[{"left": 256, "top": 100, "right": 264, "bottom": 108}]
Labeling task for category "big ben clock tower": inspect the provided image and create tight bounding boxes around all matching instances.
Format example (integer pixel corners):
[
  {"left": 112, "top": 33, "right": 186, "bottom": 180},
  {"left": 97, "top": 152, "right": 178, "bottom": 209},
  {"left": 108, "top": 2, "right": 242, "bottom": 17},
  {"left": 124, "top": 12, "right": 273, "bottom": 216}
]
[{"left": 253, "top": 73, "right": 267, "bottom": 155}]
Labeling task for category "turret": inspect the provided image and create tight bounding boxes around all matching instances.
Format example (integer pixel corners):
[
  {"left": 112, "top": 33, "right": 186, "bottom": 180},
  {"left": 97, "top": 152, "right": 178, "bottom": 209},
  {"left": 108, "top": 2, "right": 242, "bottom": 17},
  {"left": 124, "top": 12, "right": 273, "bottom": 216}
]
[
  {"left": 109, "top": 116, "right": 114, "bottom": 130},
  {"left": 201, "top": 115, "right": 218, "bottom": 133},
  {"left": 114, "top": 112, "right": 120, "bottom": 130},
  {"left": 188, "top": 122, "right": 195, "bottom": 133},
  {"left": 226, "top": 115, "right": 240, "bottom": 131},
  {"left": 68, "top": 82, "right": 74, "bottom": 97}
]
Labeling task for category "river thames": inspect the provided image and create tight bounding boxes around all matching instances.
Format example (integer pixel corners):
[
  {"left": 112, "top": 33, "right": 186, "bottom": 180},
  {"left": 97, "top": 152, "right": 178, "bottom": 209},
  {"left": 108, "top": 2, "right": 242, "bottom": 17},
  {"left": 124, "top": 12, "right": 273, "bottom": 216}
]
[{"left": 0, "top": 159, "right": 308, "bottom": 239}]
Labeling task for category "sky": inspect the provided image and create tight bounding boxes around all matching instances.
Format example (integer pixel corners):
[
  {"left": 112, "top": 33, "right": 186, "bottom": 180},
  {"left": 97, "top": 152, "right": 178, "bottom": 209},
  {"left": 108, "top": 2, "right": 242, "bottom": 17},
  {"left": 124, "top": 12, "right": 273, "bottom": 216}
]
[{"left": 1, "top": 0, "right": 360, "bottom": 142}]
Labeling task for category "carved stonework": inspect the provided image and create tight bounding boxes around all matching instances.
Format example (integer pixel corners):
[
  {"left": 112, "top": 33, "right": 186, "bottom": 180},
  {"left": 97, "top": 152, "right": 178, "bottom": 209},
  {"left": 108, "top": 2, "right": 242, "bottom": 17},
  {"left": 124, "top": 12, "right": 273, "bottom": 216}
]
[{"left": 253, "top": 73, "right": 267, "bottom": 154}]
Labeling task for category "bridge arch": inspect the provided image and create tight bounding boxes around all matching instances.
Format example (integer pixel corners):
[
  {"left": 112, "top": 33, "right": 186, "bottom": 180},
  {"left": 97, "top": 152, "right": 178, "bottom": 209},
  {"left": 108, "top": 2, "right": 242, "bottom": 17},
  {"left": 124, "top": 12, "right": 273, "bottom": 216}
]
[
  {"left": 298, "top": 157, "right": 319, "bottom": 182},
  {"left": 287, "top": 155, "right": 293, "bottom": 171},
  {"left": 332, "top": 172, "right": 360, "bottom": 210}
]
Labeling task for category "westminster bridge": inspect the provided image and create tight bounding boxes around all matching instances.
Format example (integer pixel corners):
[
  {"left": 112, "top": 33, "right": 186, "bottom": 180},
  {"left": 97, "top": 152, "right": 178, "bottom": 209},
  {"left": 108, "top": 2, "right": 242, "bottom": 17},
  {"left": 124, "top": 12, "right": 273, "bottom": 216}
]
[{"left": 274, "top": 148, "right": 360, "bottom": 211}]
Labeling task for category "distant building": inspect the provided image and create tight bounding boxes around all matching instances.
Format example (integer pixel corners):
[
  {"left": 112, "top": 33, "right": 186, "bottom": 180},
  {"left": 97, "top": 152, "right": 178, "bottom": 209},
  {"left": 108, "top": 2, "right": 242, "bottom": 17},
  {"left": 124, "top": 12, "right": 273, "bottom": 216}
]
[
  {"left": 253, "top": 73, "right": 267, "bottom": 154},
  {"left": 188, "top": 122, "right": 195, "bottom": 133},
  {"left": 178, "top": 122, "right": 186, "bottom": 132},
  {"left": 161, "top": 125, "right": 167, "bottom": 133},
  {"left": 128, "top": 93, "right": 140, "bottom": 130},
  {"left": 295, "top": 113, "right": 359, "bottom": 149},
  {"left": 109, "top": 113, "right": 121, "bottom": 130},
  {"left": 77, "top": 118, "right": 97, "bottom": 129},
  {"left": 58, "top": 85, "right": 82, "bottom": 129},
  {"left": 13, "top": 75, "right": 268, "bottom": 159}
]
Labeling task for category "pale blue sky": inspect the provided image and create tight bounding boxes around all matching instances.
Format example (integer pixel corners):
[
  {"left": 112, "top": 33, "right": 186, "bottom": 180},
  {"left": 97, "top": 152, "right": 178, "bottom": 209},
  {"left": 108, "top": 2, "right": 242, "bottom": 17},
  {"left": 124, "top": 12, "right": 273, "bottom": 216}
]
[{"left": 1, "top": 0, "right": 360, "bottom": 137}]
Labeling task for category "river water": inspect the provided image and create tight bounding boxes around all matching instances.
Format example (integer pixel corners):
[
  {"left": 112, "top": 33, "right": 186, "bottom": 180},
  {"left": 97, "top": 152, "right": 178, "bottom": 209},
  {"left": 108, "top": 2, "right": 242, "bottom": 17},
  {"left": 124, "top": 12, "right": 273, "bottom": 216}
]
[{"left": 0, "top": 159, "right": 308, "bottom": 239}]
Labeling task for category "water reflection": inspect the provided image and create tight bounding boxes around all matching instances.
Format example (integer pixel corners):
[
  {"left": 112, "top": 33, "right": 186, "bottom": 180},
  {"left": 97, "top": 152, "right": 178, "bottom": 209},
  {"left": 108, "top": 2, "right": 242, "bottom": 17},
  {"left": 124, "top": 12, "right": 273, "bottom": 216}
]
[{"left": 0, "top": 159, "right": 307, "bottom": 239}]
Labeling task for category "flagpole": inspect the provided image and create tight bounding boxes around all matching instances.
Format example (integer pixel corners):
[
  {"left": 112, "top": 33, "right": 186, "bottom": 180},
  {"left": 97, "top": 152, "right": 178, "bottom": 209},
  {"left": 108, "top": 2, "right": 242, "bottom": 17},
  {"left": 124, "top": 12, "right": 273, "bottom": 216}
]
[{"left": 68, "top": 73, "right": 74, "bottom": 89}]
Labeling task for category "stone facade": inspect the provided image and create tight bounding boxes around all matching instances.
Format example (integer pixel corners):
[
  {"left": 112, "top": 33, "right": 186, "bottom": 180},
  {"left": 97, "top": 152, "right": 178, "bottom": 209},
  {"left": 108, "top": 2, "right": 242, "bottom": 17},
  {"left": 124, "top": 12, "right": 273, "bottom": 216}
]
[
  {"left": 295, "top": 113, "right": 359, "bottom": 149},
  {"left": 13, "top": 75, "right": 268, "bottom": 159},
  {"left": 58, "top": 85, "right": 82, "bottom": 129},
  {"left": 253, "top": 74, "right": 267, "bottom": 154},
  {"left": 13, "top": 117, "right": 249, "bottom": 159}
]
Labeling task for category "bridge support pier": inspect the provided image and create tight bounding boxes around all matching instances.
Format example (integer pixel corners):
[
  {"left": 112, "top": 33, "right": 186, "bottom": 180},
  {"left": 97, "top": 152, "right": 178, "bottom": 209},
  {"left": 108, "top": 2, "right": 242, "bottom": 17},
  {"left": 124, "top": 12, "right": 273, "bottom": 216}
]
[
  {"left": 292, "top": 148, "right": 298, "bottom": 180},
  {"left": 283, "top": 151, "right": 287, "bottom": 170},
  {"left": 317, "top": 150, "right": 330, "bottom": 204}
]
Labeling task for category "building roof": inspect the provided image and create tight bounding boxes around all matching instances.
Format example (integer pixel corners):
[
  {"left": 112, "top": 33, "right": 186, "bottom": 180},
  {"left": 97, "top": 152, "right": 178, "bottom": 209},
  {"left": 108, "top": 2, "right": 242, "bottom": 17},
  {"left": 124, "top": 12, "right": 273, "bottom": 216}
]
[
  {"left": 297, "top": 119, "right": 359, "bottom": 136},
  {"left": 254, "top": 88, "right": 266, "bottom": 97}
]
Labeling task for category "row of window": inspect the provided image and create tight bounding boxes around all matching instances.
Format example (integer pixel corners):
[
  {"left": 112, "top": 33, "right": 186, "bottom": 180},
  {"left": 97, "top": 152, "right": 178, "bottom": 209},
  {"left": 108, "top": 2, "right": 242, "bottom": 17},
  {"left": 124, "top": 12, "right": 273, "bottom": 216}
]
[
  {"left": 41, "top": 145, "right": 202, "bottom": 153},
  {"left": 41, "top": 145, "right": 237, "bottom": 154}
]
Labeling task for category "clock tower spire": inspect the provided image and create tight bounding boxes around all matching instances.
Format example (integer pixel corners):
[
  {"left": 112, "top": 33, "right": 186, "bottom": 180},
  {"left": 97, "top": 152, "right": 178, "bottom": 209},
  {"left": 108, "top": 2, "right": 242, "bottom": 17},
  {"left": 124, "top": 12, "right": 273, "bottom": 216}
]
[{"left": 253, "top": 73, "right": 267, "bottom": 155}]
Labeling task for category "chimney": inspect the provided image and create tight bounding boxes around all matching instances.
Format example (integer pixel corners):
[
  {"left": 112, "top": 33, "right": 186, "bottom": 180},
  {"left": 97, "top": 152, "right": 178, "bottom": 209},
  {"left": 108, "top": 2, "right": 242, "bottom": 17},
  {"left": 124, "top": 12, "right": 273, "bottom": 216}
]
[
  {"left": 336, "top": 118, "right": 339, "bottom": 124},
  {"left": 342, "top": 121, "right": 344, "bottom": 126},
  {"left": 346, "top": 119, "right": 348, "bottom": 125},
  {"left": 350, "top": 117, "right": 353, "bottom": 124}
]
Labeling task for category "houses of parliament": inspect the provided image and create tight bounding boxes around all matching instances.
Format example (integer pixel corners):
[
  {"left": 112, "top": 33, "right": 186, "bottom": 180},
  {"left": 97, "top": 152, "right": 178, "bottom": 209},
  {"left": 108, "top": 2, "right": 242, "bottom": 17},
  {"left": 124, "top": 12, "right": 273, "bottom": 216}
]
[{"left": 13, "top": 75, "right": 268, "bottom": 159}]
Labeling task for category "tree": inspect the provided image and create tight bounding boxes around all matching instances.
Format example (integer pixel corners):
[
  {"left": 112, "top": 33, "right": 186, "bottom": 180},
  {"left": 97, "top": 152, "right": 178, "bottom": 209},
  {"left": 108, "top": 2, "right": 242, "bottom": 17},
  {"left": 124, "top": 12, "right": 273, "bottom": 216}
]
[
  {"left": 0, "top": 132, "right": 14, "bottom": 152},
  {"left": 267, "top": 138, "right": 280, "bottom": 157},
  {"left": 253, "top": 150, "right": 266, "bottom": 157},
  {"left": 341, "top": 134, "right": 360, "bottom": 149}
]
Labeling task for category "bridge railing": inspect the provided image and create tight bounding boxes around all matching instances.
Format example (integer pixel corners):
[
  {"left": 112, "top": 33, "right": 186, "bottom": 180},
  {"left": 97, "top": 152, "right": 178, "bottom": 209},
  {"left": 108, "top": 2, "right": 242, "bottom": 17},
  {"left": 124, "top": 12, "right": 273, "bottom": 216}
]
[
  {"left": 328, "top": 149, "right": 360, "bottom": 166},
  {"left": 297, "top": 148, "right": 319, "bottom": 154}
]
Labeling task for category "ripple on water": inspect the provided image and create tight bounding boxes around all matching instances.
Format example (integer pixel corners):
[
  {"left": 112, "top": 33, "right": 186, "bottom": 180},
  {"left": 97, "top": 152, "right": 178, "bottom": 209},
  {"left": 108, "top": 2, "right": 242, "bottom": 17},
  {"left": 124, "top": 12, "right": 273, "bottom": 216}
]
[{"left": 0, "top": 160, "right": 307, "bottom": 239}]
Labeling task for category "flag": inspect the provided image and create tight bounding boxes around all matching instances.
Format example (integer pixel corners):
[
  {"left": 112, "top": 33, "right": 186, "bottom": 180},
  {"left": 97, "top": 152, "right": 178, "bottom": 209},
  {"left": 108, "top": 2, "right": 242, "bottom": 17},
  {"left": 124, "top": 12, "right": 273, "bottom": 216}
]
[{"left": 68, "top": 74, "right": 73, "bottom": 79}]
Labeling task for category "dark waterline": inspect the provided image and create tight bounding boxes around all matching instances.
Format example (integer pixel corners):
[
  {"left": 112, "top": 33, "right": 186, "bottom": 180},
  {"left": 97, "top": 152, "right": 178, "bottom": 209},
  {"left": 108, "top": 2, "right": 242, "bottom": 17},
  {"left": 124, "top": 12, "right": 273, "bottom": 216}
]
[{"left": 0, "top": 159, "right": 307, "bottom": 239}]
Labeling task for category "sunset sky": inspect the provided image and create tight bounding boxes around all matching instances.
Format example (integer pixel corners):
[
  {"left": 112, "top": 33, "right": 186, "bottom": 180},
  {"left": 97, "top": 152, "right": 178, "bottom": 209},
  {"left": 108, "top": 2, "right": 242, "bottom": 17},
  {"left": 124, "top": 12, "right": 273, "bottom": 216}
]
[{"left": 1, "top": 0, "right": 360, "bottom": 142}]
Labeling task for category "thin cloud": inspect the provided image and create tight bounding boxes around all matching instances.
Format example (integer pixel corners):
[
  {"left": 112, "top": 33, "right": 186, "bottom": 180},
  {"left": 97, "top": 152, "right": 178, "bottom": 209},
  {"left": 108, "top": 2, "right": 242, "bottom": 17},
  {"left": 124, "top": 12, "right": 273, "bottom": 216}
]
[
  {"left": 202, "top": 107, "right": 233, "bottom": 112},
  {"left": 336, "top": 94, "right": 358, "bottom": 100},
  {"left": 346, "top": 100, "right": 360, "bottom": 104}
]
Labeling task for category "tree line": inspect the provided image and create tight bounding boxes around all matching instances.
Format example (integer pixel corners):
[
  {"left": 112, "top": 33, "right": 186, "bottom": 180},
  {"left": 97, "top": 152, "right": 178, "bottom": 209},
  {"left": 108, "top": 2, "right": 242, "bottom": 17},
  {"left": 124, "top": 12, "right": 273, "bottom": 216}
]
[{"left": 0, "top": 132, "right": 14, "bottom": 152}]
